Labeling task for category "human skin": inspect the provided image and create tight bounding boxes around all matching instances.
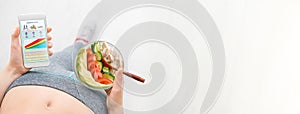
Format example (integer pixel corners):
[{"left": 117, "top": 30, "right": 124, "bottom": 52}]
[{"left": 0, "top": 27, "right": 124, "bottom": 114}]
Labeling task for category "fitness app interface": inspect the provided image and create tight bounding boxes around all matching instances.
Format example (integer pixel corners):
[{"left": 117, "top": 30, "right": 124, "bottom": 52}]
[{"left": 20, "top": 20, "right": 48, "bottom": 63}]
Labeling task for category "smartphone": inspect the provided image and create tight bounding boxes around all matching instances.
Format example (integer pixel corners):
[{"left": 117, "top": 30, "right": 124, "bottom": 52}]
[{"left": 18, "top": 14, "right": 50, "bottom": 68}]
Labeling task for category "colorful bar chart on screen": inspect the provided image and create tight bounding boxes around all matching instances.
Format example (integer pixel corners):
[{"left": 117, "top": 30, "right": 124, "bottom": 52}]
[{"left": 25, "top": 38, "right": 47, "bottom": 49}]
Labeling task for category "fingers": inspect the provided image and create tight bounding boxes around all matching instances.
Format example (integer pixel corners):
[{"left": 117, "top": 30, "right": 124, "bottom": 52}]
[
  {"left": 47, "top": 27, "right": 52, "bottom": 33},
  {"left": 11, "top": 27, "right": 20, "bottom": 39},
  {"left": 11, "top": 27, "right": 21, "bottom": 48},
  {"left": 47, "top": 35, "right": 52, "bottom": 41},
  {"left": 113, "top": 69, "right": 124, "bottom": 90},
  {"left": 47, "top": 42, "right": 53, "bottom": 48},
  {"left": 106, "top": 69, "right": 124, "bottom": 106},
  {"left": 47, "top": 41, "right": 53, "bottom": 56},
  {"left": 46, "top": 27, "right": 53, "bottom": 56},
  {"left": 48, "top": 50, "right": 53, "bottom": 56},
  {"left": 105, "top": 69, "right": 123, "bottom": 95},
  {"left": 115, "top": 69, "right": 124, "bottom": 84}
]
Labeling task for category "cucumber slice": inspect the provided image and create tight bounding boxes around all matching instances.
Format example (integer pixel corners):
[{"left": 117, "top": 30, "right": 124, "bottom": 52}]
[
  {"left": 92, "top": 42, "right": 102, "bottom": 61},
  {"left": 95, "top": 41, "right": 102, "bottom": 53},
  {"left": 97, "top": 61, "right": 103, "bottom": 71},
  {"left": 91, "top": 43, "right": 96, "bottom": 53},
  {"left": 102, "top": 67, "right": 110, "bottom": 73},
  {"left": 95, "top": 53, "right": 102, "bottom": 61},
  {"left": 103, "top": 72, "right": 115, "bottom": 81}
]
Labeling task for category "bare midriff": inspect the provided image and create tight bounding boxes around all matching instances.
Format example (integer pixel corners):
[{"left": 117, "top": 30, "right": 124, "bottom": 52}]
[{"left": 0, "top": 85, "right": 94, "bottom": 114}]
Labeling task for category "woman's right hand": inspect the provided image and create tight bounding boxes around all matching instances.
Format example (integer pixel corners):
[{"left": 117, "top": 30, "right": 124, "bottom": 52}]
[{"left": 7, "top": 27, "right": 53, "bottom": 78}]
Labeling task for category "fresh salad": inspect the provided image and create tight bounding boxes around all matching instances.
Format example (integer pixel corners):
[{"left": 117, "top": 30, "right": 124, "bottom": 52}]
[{"left": 75, "top": 41, "right": 123, "bottom": 89}]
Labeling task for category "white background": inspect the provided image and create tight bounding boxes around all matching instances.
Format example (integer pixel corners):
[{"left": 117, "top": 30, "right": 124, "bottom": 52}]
[{"left": 0, "top": 0, "right": 300, "bottom": 114}]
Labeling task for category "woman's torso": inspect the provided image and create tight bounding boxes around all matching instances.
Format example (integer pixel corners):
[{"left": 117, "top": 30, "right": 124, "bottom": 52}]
[
  {"left": 0, "top": 85, "right": 94, "bottom": 114},
  {"left": 1, "top": 70, "right": 108, "bottom": 114}
]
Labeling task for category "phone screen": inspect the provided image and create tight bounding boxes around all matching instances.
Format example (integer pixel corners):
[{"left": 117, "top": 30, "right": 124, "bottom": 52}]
[{"left": 20, "top": 19, "right": 49, "bottom": 66}]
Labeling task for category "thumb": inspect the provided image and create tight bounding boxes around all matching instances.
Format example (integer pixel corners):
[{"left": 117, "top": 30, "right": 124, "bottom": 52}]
[
  {"left": 113, "top": 69, "right": 124, "bottom": 89},
  {"left": 105, "top": 69, "right": 124, "bottom": 95},
  {"left": 11, "top": 27, "right": 20, "bottom": 45}
]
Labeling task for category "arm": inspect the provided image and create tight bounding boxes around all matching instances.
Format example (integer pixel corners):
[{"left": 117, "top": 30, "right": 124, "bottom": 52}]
[
  {"left": 0, "top": 65, "right": 22, "bottom": 106},
  {"left": 0, "top": 27, "right": 53, "bottom": 106}
]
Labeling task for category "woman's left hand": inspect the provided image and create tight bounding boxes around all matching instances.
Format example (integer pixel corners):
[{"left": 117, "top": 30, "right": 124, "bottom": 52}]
[
  {"left": 105, "top": 69, "right": 124, "bottom": 114},
  {"left": 8, "top": 27, "right": 53, "bottom": 77}
]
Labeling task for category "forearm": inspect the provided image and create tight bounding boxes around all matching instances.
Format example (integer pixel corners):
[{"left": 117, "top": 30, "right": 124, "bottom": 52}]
[
  {"left": 107, "top": 99, "right": 124, "bottom": 114},
  {"left": 0, "top": 65, "right": 21, "bottom": 106}
]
